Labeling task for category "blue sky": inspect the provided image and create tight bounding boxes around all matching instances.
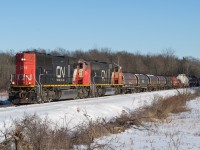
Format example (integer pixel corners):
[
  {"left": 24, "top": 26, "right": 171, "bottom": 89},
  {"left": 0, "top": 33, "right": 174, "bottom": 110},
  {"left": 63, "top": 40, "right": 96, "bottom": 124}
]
[{"left": 0, "top": 0, "right": 199, "bottom": 58}]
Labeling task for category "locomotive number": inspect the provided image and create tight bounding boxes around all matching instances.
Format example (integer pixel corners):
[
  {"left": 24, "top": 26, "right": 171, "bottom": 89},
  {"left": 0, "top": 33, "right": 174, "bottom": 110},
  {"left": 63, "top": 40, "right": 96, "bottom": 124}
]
[{"left": 19, "top": 65, "right": 28, "bottom": 70}]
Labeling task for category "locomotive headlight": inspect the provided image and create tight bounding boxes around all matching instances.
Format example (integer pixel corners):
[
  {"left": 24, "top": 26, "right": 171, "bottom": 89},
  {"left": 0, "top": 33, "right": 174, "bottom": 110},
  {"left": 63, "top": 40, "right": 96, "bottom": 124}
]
[
  {"left": 21, "top": 58, "right": 26, "bottom": 61},
  {"left": 12, "top": 81, "right": 15, "bottom": 85}
]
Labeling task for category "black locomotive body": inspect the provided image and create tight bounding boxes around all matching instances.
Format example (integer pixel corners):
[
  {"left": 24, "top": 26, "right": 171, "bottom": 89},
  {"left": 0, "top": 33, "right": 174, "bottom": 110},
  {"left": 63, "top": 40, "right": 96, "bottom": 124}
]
[{"left": 36, "top": 53, "right": 73, "bottom": 85}]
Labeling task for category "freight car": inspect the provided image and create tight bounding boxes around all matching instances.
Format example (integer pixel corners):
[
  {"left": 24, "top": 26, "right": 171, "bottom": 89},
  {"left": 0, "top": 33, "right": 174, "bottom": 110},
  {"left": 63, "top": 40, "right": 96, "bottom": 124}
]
[
  {"left": 121, "top": 73, "right": 180, "bottom": 94},
  {"left": 171, "top": 76, "right": 180, "bottom": 88},
  {"left": 8, "top": 51, "right": 122, "bottom": 104},
  {"left": 121, "top": 73, "right": 149, "bottom": 93}
]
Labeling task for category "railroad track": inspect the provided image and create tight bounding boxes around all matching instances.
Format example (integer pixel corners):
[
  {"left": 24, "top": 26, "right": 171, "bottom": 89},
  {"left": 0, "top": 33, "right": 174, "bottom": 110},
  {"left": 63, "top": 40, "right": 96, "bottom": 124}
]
[{"left": 0, "top": 104, "right": 15, "bottom": 108}]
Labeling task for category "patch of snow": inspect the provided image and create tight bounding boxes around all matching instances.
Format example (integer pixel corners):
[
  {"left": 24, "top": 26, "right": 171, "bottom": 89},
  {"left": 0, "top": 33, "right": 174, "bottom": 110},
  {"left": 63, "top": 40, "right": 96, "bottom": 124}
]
[{"left": 0, "top": 95, "right": 8, "bottom": 101}]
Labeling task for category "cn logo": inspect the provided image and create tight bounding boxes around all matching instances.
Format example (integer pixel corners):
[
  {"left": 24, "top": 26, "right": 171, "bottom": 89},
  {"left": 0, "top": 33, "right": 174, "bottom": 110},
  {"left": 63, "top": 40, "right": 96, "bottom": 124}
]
[
  {"left": 18, "top": 74, "right": 32, "bottom": 80},
  {"left": 56, "top": 66, "right": 65, "bottom": 78}
]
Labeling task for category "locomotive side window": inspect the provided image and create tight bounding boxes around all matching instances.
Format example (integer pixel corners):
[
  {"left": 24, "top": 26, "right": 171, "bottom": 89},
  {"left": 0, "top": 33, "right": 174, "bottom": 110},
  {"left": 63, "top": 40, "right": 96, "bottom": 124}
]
[
  {"left": 114, "top": 67, "right": 118, "bottom": 72},
  {"left": 79, "top": 63, "right": 83, "bottom": 69},
  {"left": 101, "top": 70, "right": 106, "bottom": 78}
]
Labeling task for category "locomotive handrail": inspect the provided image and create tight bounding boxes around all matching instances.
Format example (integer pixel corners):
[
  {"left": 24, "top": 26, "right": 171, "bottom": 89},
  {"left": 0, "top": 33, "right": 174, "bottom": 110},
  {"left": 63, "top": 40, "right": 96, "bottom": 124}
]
[
  {"left": 10, "top": 74, "right": 15, "bottom": 84},
  {"left": 38, "top": 74, "right": 44, "bottom": 101}
]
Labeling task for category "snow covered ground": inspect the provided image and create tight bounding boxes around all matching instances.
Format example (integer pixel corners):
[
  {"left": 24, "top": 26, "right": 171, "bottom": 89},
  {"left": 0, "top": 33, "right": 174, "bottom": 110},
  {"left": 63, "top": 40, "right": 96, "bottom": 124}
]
[
  {"left": 0, "top": 94, "right": 7, "bottom": 101},
  {"left": 92, "top": 97, "right": 200, "bottom": 150},
  {"left": 0, "top": 87, "right": 200, "bottom": 148}
]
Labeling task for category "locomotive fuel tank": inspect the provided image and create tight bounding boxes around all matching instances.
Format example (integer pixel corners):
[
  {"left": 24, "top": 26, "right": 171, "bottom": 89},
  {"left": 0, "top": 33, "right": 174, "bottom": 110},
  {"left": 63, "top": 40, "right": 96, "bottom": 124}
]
[
  {"left": 59, "top": 89, "right": 78, "bottom": 100},
  {"left": 104, "top": 87, "right": 116, "bottom": 95}
]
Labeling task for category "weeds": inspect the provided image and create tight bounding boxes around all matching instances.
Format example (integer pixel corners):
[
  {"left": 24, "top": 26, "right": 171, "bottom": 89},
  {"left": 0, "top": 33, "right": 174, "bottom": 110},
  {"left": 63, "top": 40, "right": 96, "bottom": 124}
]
[{"left": 133, "top": 90, "right": 200, "bottom": 123}]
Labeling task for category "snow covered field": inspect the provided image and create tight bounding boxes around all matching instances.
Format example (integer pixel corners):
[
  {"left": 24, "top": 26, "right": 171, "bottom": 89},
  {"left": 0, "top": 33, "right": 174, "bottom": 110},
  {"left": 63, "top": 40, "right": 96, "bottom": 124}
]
[
  {"left": 92, "top": 97, "right": 200, "bottom": 149},
  {"left": 0, "top": 88, "right": 200, "bottom": 149},
  {"left": 0, "top": 89, "right": 195, "bottom": 130}
]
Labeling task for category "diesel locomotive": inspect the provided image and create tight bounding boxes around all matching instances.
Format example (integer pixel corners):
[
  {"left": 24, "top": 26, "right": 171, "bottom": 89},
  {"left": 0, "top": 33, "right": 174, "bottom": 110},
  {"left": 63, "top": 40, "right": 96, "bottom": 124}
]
[
  {"left": 9, "top": 51, "right": 192, "bottom": 105},
  {"left": 8, "top": 51, "right": 122, "bottom": 104}
]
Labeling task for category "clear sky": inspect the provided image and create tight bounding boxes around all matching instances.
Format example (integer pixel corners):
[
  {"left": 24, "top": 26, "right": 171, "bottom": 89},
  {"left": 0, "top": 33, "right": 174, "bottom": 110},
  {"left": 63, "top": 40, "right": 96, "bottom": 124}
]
[{"left": 0, "top": 0, "right": 199, "bottom": 58}]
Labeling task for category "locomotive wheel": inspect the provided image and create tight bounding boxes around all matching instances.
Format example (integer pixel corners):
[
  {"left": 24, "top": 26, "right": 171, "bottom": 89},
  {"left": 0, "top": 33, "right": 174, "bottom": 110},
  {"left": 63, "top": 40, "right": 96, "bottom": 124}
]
[
  {"left": 115, "top": 87, "right": 121, "bottom": 94},
  {"left": 97, "top": 88, "right": 103, "bottom": 97},
  {"left": 97, "top": 87, "right": 105, "bottom": 97},
  {"left": 78, "top": 89, "right": 84, "bottom": 99},
  {"left": 11, "top": 98, "right": 20, "bottom": 105},
  {"left": 78, "top": 88, "right": 89, "bottom": 99},
  {"left": 48, "top": 98, "right": 53, "bottom": 103},
  {"left": 36, "top": 97, "right": 42, "bottom": 104},
  {"left": 131, "top": 89, "right": 136, "bottom": 93},
  {"left": 82, "top": 88, "right": 89, "bottom": 98}
]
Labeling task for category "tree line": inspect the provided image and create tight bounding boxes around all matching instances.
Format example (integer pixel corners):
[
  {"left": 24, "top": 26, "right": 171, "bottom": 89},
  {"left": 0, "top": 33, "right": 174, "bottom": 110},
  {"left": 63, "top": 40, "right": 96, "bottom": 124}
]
[{"left": 0, "top": 48, "right": 200, "bottom": 90}]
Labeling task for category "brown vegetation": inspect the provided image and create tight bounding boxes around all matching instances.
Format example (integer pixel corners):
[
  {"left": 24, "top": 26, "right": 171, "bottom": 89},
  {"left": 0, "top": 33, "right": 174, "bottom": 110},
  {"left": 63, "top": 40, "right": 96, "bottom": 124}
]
[{"left": 0, "top": 51, "right": 15, "bottom": 90}]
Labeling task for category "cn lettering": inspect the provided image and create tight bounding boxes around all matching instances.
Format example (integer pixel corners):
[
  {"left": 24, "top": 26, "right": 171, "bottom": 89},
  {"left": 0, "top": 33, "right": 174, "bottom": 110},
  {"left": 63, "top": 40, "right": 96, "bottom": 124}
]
[{"left": 56, "top": 66, "right": 65, "bottom": 78}]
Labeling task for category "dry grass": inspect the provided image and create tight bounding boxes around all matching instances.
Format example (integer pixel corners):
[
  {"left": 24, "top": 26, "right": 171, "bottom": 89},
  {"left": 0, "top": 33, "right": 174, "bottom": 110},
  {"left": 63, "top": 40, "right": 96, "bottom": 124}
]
[
  {"left": 194, "top": 133, "right": 200, "bottom": 136},
  {"left": 134, "top": 90, "right": 200, "bottom": 123},
  {"left": 1, "top": 90, "right": 200, "bottom": 149}
]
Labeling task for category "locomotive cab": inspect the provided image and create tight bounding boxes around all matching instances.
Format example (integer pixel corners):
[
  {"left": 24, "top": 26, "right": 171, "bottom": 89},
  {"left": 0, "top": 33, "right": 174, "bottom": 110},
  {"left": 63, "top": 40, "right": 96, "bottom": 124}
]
[
  {"left": 112, "top": 66, "right": 123, "bottom": 84},
  {"left": 73, "top": 60, "right": 90, "bottom": 85},
  {"left": 9, "top": 52, "right": 37, "bottom": 104},
  {"left": 11, "top": 53, "right": 36, "bottom": 86}
]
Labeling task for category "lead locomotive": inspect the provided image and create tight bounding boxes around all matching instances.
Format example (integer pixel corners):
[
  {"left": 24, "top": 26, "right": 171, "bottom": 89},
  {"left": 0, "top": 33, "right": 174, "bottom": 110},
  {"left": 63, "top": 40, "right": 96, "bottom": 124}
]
[{"left": 9, "top": 51, "right": 122, "bottom": 104}]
